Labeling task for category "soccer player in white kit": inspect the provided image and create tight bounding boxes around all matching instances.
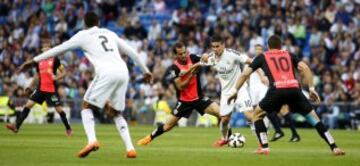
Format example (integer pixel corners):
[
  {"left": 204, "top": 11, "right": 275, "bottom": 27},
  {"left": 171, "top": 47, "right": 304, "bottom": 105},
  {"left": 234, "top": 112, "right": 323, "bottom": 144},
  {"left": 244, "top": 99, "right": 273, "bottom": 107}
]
[
  {"left": 19, "top": 12, "right": 153, "bottom": 158},
  {"left": 201, "top": 35, "right": 253, "bottom": 146}
]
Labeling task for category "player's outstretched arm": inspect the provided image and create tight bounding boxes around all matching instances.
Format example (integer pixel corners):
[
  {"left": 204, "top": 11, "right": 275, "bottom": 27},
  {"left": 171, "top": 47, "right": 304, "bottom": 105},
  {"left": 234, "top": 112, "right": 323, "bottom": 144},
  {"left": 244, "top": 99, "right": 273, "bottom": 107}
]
[
  {"left": 115, "top": 37, "right": 152, "bottom": 83},
  {"left": 24, "top": 73, "right": 38, "bottom": 96},
  {"left": 115, "top": 37, "right": 150, "bottom": 74},
  {"left": 179, "top": 63, "right": 202, "bottom": 76},
  {"left": 33, "top": 35, "right": 82, "bottom": 62},
  {"left": 174, "top": 72, "right": 194, "bottom": 90},
  {"left": 53, "top": 65, "right": 67, "bottom": 81},
  {"left": 18, "top": 60, "right": 36, "bottom": 72},
  {"left": 297, "top": 61, "right": 320, "bottom": 103},
  {"left": 256, "top": 69, "right": 269, "bottom": 86}
]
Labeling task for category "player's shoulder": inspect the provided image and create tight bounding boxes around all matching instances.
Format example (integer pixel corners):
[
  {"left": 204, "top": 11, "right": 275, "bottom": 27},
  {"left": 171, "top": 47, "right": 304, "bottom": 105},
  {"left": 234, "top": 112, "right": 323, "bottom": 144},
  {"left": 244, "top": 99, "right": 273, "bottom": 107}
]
[
  {"left": 189, "top": 53, "right": 201, "bottom": 62},
  {"left": 251, "top": 54, "right": 265, "bottom": 64},
  {"left": 74, "top": 29, "right": 87, "bottom": 36},
  {"left": 167, "top": 63, "right": 179, "bottom": 71},
  {"left": 189, "top": 53, "right": 199, "bottom": 58},
  {"left": 54, "top": 56, "right": 60, "bottom": 62},
  {"left": 225, "top": 48, "right": 241, "bottom": 55},
  {"left": 98, "top": 27, "right": 118, "bottom": 37},
  {"left": 165, "top": 64, "right": 180, "bottom": 78}
]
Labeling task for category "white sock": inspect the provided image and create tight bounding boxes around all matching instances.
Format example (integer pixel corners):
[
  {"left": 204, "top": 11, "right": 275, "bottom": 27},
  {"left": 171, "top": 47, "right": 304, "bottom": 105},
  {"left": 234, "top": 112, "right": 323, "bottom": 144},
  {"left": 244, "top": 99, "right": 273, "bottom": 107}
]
[
  {"left": 114, "top": 115, "right": 135, "bottom": 151},
  {"left": 81, "top": 109, "right": 97, "bottom": 144}
]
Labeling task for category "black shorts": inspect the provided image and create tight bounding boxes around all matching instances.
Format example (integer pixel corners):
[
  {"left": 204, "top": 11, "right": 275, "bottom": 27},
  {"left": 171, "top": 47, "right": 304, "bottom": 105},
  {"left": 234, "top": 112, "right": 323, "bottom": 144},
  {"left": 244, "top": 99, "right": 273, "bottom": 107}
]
[
  {"left": 172, "top": 97, "right": 213, "bottom": 118},
  {"left": 259, "top": 88, "right": 313, "bottom": 116},
  {"left": 29, "top": 89, "right": 61, "bottom": 107}
]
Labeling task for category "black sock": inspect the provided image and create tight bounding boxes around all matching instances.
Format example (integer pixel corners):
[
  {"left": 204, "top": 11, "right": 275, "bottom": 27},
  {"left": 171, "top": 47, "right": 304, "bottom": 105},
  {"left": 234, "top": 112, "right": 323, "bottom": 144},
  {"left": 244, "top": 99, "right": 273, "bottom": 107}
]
[
  {"left": 227, "top": 128, "right": 232, "bottom": 140},
  {"left": 59, "top": 111, "right": 71, "bottom": 130},
  {"left": 315, "top": 122, "right": 337, "bottom": 150},
  {"left": 284, "top": 113, "right": 298, "bottom": 136},
  {"left": 16, "top": 107, "right": 31, "bottom": 129},
  {"left": 267, "top": 112, "right": 283, "bottom": 134},
  {"left": 150, "top": 124, "right": 165, "bottom": 140},
  {"left": 254, "top": 120, "right": 269, "bottom": 148}
]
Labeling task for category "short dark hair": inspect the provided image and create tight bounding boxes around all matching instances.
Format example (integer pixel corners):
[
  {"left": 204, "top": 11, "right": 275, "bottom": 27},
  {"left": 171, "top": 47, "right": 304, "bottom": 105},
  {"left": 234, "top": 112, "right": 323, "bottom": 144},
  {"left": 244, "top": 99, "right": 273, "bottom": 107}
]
[
  {"left": 211, "top": 35, "right": 224, "bottom": 43},
  {"left": 267, "top": 35, "right": 282, "bottom": 49},
  {"left": 84, "top": 12, "right": 99, "bottom": 27},
  {"left": 172, "top": 42, "right": 185, "bottom": 54}
]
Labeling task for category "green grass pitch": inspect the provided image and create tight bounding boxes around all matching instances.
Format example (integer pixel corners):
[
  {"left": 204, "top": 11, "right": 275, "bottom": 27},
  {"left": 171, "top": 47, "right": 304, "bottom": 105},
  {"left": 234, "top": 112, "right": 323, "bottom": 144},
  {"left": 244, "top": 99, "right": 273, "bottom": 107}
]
[{"left": 1, "top": 123, "right": 359, "bottom": 166}]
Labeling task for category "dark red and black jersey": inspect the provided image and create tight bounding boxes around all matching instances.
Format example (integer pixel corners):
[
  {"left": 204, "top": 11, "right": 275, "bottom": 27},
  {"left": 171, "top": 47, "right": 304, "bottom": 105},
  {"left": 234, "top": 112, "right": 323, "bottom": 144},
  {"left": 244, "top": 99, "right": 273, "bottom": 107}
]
[
  {"left": 249, "top": 49, "right": 300, "bottom": 89},
  {"left": 163, "top": 54, "right": 203, "bottom": 102},
  {"left": 36, "top": 57, "right": 61, "bottom": 93}
]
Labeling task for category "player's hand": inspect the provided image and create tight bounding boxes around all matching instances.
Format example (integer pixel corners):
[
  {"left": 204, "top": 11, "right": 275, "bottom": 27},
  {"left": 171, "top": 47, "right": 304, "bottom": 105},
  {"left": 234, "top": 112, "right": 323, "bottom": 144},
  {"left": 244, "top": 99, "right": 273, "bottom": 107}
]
[
  {"left": 52, "top": 75, "right": 58, "bottom": 81},
  {"left": 18, "top": 60, "right": 36, "bottom": 73},
  {"left": 227, "top": 93, "right": 238, "bottom": 105},
  {"left": 201, "top": 53, "right": 209, "bottom": 63},
  {"left": 309, "top": 87, "right": 321, "bottom": 104},
  {"left": 143, "top": 72, "right": 153, "bottom": 84},
  {"left": 190, "top": 64, "right": 201, "bottom": 74}
]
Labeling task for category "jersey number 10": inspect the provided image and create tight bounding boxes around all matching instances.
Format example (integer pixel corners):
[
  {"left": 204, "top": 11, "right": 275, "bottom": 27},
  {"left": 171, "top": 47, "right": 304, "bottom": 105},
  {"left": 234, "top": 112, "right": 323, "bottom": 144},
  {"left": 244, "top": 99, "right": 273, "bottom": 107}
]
[
  {"left": 269, "top": 57, "right": 290, "bottom": 72},
  {"left": 98, "top": 35, "right": 113, "bottom": 52}
]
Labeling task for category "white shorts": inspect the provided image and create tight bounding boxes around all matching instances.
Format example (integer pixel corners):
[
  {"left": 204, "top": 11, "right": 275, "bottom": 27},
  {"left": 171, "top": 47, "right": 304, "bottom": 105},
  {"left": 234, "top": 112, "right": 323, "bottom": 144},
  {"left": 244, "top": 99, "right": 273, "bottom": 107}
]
[
  {"left": 84, "top": 73, "right": 129, "bottom": 111},
  {"left": 249, "top": 84, "right": 268, "bottom": 106},
  {"left": 220, "top": 88, "right": 252, "bottom": 116}
]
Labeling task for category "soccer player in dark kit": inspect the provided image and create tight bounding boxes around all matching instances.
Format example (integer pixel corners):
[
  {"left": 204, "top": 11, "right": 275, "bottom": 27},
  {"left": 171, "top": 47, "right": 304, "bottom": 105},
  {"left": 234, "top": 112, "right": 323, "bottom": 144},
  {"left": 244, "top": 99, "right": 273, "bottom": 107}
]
[
  {"left": 137, "top": 42, "right": 227, "bottom": 146},
  {"left": 228, "top": 35, "right": 345, "bottom": 156},
  {"left": 6, "top": 34, "right": 72, "bottom": 136}
]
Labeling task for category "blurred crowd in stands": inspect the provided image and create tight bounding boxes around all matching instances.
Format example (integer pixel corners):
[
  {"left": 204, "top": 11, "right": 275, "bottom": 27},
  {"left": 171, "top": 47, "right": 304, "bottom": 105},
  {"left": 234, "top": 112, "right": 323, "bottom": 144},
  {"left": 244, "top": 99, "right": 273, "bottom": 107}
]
[{"left": 0, "top": 0, "right": 360, "bottom": 128}]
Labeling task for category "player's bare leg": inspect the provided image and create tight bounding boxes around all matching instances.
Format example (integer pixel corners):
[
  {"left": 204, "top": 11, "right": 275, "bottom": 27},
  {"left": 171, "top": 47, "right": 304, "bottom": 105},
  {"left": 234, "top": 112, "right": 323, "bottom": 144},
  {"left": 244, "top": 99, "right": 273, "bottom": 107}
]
[
  {"left": 213, "top": 114, "right": 231, "bottom": 147},
  {"left": 252, "top": 105, "right": 270, "bottom": 155},
  {"left": 55, "top": 106, "right": 72, "bottom": 136},
  {"left": 6, "top": 100, "right": 36, "bottom": 133},
  {"left": 137, "top": 114, "right": 180, "bottom": 146},
  {"left": 204, "top": 102, "right": 231, "bottom": 147},
  {"left": 305, "top": 110, "right": 345, "bottom": 156},
  {"left": 78, "top": 102, "right": 100, "bottom": 158},
  {"left": 244, "top": 110, "right": 258, "bottom": 135}
]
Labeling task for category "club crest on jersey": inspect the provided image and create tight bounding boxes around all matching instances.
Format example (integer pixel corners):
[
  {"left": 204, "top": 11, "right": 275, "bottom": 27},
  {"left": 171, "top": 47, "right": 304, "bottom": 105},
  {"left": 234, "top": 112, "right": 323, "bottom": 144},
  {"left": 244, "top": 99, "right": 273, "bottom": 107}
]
[{"left": 170, "top": 70, "right": 176, "bottom": 78}]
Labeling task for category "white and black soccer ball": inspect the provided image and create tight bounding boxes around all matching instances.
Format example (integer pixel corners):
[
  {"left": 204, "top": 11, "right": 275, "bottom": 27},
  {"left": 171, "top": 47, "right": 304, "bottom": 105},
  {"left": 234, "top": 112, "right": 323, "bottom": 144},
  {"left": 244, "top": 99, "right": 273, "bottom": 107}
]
[{"left": 228, "top": 133, "right": 246, "bottom": 148}]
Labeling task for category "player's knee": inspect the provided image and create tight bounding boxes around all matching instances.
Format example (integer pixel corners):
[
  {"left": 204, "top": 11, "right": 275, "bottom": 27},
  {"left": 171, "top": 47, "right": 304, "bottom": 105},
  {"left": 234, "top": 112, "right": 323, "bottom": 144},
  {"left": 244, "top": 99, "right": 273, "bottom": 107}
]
[
  {"left": 253, "top": 111, "right": 266, "bottom": 122},
  {"left": 55, "top": 107, "right": 63, "bottom": 113},
  {"left": 244, "top": 111, "right": 253, "bottom": 121},
  {"left": 82, "top": 102, "right": 98, "bottom": 111},
  {"left": 206, "top": 103, "right": 220, "bottom": 116},
  {"left": 221, "top": 115, "right": 230, "bottom": 124}
]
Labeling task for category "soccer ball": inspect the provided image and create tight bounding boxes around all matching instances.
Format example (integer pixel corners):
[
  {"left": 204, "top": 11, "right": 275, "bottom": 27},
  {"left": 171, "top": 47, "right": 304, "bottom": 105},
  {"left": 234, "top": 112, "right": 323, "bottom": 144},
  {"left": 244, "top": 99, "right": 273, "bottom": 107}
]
[{"left": 228, "top": 133, "right": 246, "bottom": 148}]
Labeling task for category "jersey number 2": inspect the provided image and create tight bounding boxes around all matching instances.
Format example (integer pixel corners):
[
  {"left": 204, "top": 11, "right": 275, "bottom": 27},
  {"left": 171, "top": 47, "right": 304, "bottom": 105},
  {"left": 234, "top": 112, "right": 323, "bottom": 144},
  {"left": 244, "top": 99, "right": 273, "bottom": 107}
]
[
  {"left": 98, "top": 35, "right": 113, "bottom": 52},
  {"left": 269, "top": 57, "right": 290, "bottom": 72}
]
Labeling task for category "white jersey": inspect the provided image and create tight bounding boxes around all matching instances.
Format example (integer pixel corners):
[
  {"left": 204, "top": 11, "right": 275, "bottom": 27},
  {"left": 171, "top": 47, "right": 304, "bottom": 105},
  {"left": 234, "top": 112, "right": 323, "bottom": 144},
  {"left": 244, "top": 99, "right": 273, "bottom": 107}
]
[
  {"left": 249, "top": 70, "right": 268, "bottom": 105},
  {"left": 206, "top": 49, "right": 249, "bottom": 96},
  {"left": 204, "top": 49, "right": 252, "bottom": 115},
  {"left": 249, "top": 70, "right": 265, "bottom": 86},
  {"left": 33, "top": 26, "right": 150, "bottom": 110},
  {"left": 33, "top": 26, "right": 149, "bottom": 75}
]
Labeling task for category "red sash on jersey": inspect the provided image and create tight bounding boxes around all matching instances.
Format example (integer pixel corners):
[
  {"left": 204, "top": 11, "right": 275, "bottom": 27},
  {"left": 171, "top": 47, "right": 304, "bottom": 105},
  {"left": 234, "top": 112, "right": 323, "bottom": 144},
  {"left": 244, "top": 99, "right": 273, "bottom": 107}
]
[
  {"left": 38, "top": 58, "right": 56, "bottom": 92},
  {"left": 174, "top": 55, "right": 199, "bottom": 102},
  {"left": 264, "top": 50, "right": 299, "bottom": 89}
]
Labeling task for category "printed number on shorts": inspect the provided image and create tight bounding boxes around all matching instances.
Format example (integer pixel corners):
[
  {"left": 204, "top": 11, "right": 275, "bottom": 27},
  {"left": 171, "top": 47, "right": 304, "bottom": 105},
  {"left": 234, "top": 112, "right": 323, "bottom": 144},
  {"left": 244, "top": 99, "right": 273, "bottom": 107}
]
[{"left": 244, "top": 100, "right": 252, "bottom": 107}]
